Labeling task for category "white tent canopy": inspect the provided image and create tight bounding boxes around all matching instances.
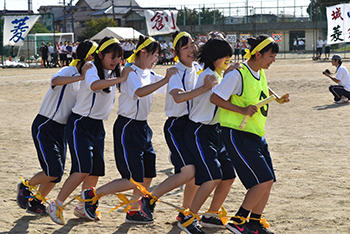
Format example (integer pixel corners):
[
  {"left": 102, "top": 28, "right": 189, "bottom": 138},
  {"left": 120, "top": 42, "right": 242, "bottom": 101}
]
[{"left": 91, "top": 27, "right": 143, "bottom": 41}]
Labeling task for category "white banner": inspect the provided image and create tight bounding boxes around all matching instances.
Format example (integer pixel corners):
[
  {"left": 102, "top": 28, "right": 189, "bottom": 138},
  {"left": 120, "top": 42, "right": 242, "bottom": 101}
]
[
  {"left": 3, "top": 15, "right": 40, "bottom": 46},
  {"left": 326, "top": 3, "right": 350, "bottom": 45},
  {"left": 144, "top": 10, "right": 179, "bottom": 36}
]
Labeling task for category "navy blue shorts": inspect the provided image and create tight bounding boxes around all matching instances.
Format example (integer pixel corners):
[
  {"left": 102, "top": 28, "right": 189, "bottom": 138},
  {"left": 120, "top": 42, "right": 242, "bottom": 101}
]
[
  {"left": 31, "top": 114, "right": 66, "bottom": 183},
  {"left": 164, "top": 115, "right": 194, "bottom": 174},
  {"left": 65, "top": 113, "right": 105, "bottom": 176},
  {"left": 113, "top": 115, "right": 156, "bottom": 183},
  {"left": 185, "top": 121, "right": 234, "bottom": 185},
  {"left": 222, "top": 127, "right": 276, "bottom": 189},
  {"left": 218, "top": 127, "right": 236, "bottom": 181}
]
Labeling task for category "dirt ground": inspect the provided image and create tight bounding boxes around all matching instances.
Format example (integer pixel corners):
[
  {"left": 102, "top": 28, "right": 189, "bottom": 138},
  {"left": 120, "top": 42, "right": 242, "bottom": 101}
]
[{"left": 0, "top": 58, "right": 349, "bottom": 233}]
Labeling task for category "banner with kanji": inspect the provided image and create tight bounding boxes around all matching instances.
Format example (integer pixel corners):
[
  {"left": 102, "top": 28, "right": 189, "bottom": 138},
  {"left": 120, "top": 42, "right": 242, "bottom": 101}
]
[
  {"left": 326, "top": 3, "right": 350, "bottom": 45},
  {"left": 144, "top": 10, "right": 179, "bottom": 36},
  {"left": 3, "top": 15, "right": 40, "bottom": 46}
]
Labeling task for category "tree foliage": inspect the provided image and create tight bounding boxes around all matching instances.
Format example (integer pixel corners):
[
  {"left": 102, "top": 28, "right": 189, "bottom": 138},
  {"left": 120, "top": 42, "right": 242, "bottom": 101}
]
[
  {"left": 29, "top": 22, "right": 50, "bottom": 33},
  {"left": 307, "top": 0, "right": 349, "bottom": 21},
  {"left": 177, "top": 7, "right": 225, "bottom": 25},
  {"left": 80, "top": 17, "right": 117, "bottom": 40}
]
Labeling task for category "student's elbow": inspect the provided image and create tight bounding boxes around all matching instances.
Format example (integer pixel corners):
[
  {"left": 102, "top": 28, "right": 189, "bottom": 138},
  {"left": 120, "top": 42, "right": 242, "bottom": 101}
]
[
  {"left": 135, "top": 90, "right": 145, "bottom": 97},
  {"left": 90, "top": 82, "right": 100, "bottom": 91},
  {"left": 210, "top": 93, "right": 219, "bottom": 105}
]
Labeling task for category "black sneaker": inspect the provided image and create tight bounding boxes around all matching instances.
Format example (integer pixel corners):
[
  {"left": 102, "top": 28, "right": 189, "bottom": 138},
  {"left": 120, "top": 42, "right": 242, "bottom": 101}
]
[
  {"left": 200, "top": 215, "right": 224, "bottom": 228},
  {"left": 27, "top": 198, "right": 47, "bottom": 216},
  {"left": 139, "top": 195, "right": 156, "bottom": 219},
  {"left": 177, "top": 215, "right": 205, "bottom": 234},
  {"left": 176, "top": 212, "right": 185, "bottom": 222},
  {"left": 125, "top": 211, "right": 154, "bottom": 224},
  {"left": 17, "top": 181, "right": 32, "bottom": 209},
  {"left": 226, "top": 220, "right": 251, "bottom": 234},
  {"left": 82, "top": 188, "right": 98, "bottom": 221},
  {"left": 246, "top": 222, "right": 274, "bottom": 234}
]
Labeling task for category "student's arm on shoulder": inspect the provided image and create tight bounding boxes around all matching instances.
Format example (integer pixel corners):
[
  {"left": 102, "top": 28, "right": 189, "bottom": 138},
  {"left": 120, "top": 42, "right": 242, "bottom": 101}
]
[
  {"left": 135, "top": 67, "right": 177, "bottom": 97},
  {"left": 51, "top": 66, "right": 82, "bottom": 87},
  {"left": 170, "top": 74, "right": 217, "bottom": 103}
]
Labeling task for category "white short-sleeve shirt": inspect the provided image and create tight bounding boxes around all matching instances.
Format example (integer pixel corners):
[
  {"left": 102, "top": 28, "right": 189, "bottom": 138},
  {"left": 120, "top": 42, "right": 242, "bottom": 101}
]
[
  {"left": 213, "top": 62, "right": 259, "bottom": 101},
  {"left": 165, "top": 62, "right": 201, "bottom": 117},
  {"left": 72, "top": 62, "right": 116, "bottom": 120},
  {"left": 39, "top": 66, "right": 80, "bottom": 124},
  {"left": 336, "top": 65, "right": 350, "bottom": 91},
  {"left": 117, "top": 64, "right": 163, "bottom": 121},
  {"left": 189, "top": 67, "right": 221, "bottom": 125}
]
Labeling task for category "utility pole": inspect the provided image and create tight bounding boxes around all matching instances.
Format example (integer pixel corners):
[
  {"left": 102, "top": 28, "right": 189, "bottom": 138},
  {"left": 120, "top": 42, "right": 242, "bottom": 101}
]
[
  {"left": 111, "top": 0, "right": 116, "bottom": 22},
  {"left": 63, "top": 0, "right": 66, "bottom": 32},
  {"left": 28, "top": 0, "right": 32, "bottom": 13}
]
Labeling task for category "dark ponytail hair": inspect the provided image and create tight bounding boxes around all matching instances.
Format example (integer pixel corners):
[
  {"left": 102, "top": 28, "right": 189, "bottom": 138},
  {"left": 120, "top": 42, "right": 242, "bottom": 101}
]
[
  {"left": 246, "top": 34, "right": 279, "bottom": 60},
  {"left": 172, "top": 31, "right": 191, "bottom": 55},
  {"left": 93, "top": 36, "right": 123, "bottom": 93},
  {"left": 135, "top": 35, "right": 160, "bottom": 58},
  {"left": 197, "top": 38, "right": 233, "bottom": 71},
  {"left": 76, "top": 40, "right": 95, "bottom": 74}
]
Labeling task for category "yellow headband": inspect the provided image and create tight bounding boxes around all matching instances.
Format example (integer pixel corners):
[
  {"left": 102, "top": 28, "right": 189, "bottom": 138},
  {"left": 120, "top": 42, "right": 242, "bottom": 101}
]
[
  {"left": 244, "top": 37, "right": 274, "bottom": 60},
  {"left": 96, "top": 38, "right": 120, "bottom": 54},
  {"left": 172, "top": 32, "right": 191, "bottom": 63},
  {"left": 69, "top": 41, "right": 98, "bottom": 67},
  {"left": 127, "top": 37, "right": 156, "bottom": 64},
  {"left": 173, "top": 32, "right": 191, "bottom": 49}
]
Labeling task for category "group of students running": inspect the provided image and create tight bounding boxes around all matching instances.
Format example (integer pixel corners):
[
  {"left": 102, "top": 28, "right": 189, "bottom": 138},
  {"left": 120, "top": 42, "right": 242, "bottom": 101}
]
[{"left": 16, "top": 31, "right": 289, "bottom": 234}]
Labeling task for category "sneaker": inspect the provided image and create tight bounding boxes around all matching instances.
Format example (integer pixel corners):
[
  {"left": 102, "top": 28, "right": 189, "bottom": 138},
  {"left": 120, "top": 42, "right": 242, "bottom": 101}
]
[
  {"left": 47, "top": 200, "right": 65, "bottom": 225},
  {"left": 176, "top": 212, "right": 185, "bottom": 222},
  {"left": 335, "top": 97, "right": 349, "bottom": 104},
  {"left": 226, "top": 220, "right": 251, "bottom": 234},
  {"left": 82, "top": 188, "right": 99, "bottom": 221},
  {"left": 27, "top": 198, "right": 47, "bottom": 216},
  {"left": 200, "top": 215, "right": 224, "bottom": 228},
  {"left": 246, "top": 222, "right": 274, "bottom": 234},
  {"left": 73, "top": 205, "right": 88, "bottom": 219},
  {"left": 177, "top": 215, "right": 205, "bottom": 234},
  {"left": 125, "top": 211, "right": 154, "bottom": 224},
  {"left": 139, "top": 195, "right": 156, "bottom": 219},
  {"left": 17, "top": 181, "right": 32, "bottom": 209},
  {"left": 74, "top": 205, "right": 101, "bottom": 221}
]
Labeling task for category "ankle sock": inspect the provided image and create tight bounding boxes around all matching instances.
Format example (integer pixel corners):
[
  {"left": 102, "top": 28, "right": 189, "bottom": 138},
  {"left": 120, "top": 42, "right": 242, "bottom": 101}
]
[
  {"left": 249, "top": 212, "right": 262, "bottom": 224},
  {"left": 231, "top": 206, "right": 250, "bottom": 223}
]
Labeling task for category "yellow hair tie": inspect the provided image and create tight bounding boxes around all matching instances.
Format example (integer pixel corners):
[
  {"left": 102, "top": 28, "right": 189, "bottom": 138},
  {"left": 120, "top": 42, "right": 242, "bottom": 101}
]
[
  {"left": 96, "top": 38, "right": 120, "bottom": 54},
  {"left": 244, "top": 37, "right": 274, "bottom": 60},
  {"left": 173, "top": 32, "right": 191, "bottom": 63},
  {"left": 85, "top": 41, "right": 98, "bottom": 60},
  {"left": 69, "top": 59, "right": 80, "bottom": 67},
  {"left": 69, "top": 41, "right": 98, "bottom": 66},
  {"left": 126, "top": 37, "right": 156, "bottom": 64}
]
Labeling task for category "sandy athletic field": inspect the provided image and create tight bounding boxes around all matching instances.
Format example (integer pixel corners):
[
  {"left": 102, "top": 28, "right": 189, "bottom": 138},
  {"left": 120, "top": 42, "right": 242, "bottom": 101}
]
[{"left": 0, "top": 58, "right": 349, "bottom": 233}]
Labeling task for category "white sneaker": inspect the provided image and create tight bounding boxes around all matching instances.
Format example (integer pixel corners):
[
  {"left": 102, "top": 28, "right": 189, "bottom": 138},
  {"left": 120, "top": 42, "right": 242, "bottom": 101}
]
[
  {"left": 47, "top": 200, "right": 65, "bottom": 225},
  {"left": 336, "top": 97, "right": 349, "bottom": 104},
  {"left": 73, "top": 205, "right": 88, "bottom": 219},
  {"left": 74, "top": 204, "right": 101, "bottom": 220}
]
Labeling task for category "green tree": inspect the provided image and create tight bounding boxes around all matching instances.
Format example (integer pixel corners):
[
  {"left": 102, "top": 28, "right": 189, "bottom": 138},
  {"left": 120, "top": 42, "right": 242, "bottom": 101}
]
[
  {"left": 177, "top": 7, "right": 225, "bottom": 26},
  {"left": 307, "top": 0, "right": 349, "bottom": 21},
  {"left": 29, "top": 22, "right": 50, "bottom": 33},
  {"left": 80, "top": 17, "right": 117, "bottom": 40}
]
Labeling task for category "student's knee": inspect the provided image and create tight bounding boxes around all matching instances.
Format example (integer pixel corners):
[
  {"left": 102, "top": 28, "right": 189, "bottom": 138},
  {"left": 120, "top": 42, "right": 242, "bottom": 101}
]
[
  {"left": 180, "top": 165, "right": 195, "bottom": 180},
  {"left": 329, "top": 85, "right": 336, "bottom": 92}
]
